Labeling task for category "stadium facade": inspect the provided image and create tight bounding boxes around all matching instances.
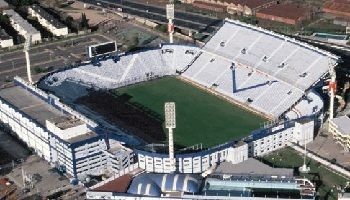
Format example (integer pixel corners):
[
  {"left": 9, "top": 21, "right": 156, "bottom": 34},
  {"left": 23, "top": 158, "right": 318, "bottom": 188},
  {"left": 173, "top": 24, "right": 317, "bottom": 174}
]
[{"left": 0, "top": 19, "right": 339, "bottom": 199}]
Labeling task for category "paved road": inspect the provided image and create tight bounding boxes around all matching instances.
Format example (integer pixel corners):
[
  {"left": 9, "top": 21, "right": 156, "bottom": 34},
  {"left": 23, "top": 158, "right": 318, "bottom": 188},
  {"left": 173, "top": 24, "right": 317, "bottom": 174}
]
[
  {"left": 0, "top": 34, "right": 110, "bottom": 88},
  {"left": 79, "top": 0, "right": 222, "bottom": 34}
]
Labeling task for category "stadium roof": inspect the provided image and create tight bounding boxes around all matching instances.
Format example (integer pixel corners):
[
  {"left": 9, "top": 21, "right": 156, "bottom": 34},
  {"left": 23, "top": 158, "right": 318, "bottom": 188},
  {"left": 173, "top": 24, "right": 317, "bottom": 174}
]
[
  {"left": 127, "top": 173, "right": 200, "bottom": 196},
  {"left": 204, "top": 177, "right": 299, "bottom": 190}
]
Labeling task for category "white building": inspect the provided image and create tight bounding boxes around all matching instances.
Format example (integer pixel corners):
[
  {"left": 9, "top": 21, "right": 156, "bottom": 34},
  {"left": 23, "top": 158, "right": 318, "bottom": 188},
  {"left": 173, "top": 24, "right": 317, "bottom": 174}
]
[
  {"left": 28, "top": 5, "right": 69, "bottom": 37},
  {"left": 136, "top": 141, "right": 248, "bottom": 174},
  {"left": 248, "top": 119, "right": 314, "bottom": 157},
  {"left": 329, "top": 115, "right": 350, "bottom": 151},
  {"left": 0, "top": 28, "right": 13, "bottom": 48},
  {"left": 2, "top": 9, "right": 41, "bottom": 43},
  {"left": 0, "top": 77, "right": 132, "bottom": 179}
]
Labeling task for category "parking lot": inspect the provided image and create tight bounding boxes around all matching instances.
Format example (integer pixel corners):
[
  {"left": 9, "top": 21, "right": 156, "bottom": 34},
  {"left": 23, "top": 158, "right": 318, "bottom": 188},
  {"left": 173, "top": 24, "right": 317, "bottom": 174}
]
[
  {"left": 6, "top": 155, "right": 85, "bottom": 199},
  {"left": 0, "top": 34, "right": 111, "bottom": 88}
]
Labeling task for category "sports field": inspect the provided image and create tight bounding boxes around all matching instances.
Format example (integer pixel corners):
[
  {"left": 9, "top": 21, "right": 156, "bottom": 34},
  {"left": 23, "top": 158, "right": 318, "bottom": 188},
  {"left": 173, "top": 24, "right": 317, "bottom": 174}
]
[{"left": 115, "top": 77, "right": 265, "bottom": 148}]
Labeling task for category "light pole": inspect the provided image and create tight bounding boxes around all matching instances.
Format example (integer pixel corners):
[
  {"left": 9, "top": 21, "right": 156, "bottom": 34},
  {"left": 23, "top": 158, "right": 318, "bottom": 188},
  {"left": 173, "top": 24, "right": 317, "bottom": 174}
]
[{"left": 165, "top": 102, "right": 176, "bottom": 172}]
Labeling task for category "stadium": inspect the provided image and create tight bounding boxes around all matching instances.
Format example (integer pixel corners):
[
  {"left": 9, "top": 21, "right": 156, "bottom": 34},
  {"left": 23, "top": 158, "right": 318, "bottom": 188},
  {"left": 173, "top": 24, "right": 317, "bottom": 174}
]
[
  {"left": 40, "top": 19, "right": 337, "bottom": 148},
  {"left": 0, "top": 18, "right": 339, "bottom": 199}
]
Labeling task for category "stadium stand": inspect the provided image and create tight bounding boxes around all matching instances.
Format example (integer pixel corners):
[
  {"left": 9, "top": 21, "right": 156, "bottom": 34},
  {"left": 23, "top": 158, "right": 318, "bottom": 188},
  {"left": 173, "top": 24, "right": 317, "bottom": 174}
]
[
  {"left": 46, "top": 45, "right": 199, "bottom": 89},
  {"left": 44, "top": 19, "right": 337, "bottom": 120},
  {"left": 181, "top": 19, "right": 338, "bottom": 118},
  {"left": 202, "top": 19, "right": 337, "bottom": 91},
  {"left": 285, "top": 90, "right": 324, "bottom": 119}
]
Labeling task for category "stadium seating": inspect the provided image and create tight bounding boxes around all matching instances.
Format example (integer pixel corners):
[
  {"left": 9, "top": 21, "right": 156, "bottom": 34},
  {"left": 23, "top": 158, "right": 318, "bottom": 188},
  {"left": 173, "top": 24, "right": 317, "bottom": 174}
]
[
  {"left": 203, "top": 20, "right": 338, "bottom": 91},
  {"left": 181, "top": 19, "right": 337, "bottom": 118},
  {"left": 46, "top": 45, "right": 200, "bottom": 89},
  {"left": 285, "top": 91, "right": 324, "bottom": 120},
  {"left": 45, "top": 19, "right": 336, "bottom": 119}
]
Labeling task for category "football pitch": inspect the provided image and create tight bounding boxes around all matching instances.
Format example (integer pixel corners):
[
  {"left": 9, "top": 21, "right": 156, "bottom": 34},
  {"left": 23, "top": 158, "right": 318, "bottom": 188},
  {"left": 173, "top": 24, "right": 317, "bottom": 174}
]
[{"left": 115, "top": 77, "right": 266, "bottom": 148}]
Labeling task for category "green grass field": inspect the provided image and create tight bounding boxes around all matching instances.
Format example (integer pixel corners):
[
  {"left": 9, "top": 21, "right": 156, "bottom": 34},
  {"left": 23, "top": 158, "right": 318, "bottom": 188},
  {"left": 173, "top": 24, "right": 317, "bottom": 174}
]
[
  {"left": 114, "top": 77, "right": 265, "bottom": 148},
  {"left": 261, "top": 147, "right": 349, "bottom": 200}
]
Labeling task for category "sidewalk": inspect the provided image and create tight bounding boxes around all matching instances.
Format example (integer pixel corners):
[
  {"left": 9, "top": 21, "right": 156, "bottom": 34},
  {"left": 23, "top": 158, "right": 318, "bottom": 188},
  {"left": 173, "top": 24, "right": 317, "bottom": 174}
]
[{"left": 290, "top": 143, "right": 350, "bottom": 180}]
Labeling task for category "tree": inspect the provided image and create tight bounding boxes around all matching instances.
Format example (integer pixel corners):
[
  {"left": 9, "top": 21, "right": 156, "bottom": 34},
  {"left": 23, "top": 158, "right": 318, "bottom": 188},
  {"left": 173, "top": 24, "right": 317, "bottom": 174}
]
[{"left": 80, "top": 13, "right": 89, "bottom": 30}]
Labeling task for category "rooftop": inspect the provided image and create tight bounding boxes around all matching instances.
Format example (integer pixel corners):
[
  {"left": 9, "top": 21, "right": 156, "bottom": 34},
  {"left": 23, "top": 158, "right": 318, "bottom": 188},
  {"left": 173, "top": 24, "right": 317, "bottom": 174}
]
[
  {"left": 30, "top": 5, "right": 66, "bottom": 29},
  {"left": 257, "top": 4, "right": 310, "bottom": 21},
  {"left": 193, "top": 1, "right": 228, "bottom": 9},
  {"left": 214, "top": 158, "right": 294, "bottom": 177},
  {"left": 0, "top": 86, "right": 96, "bottom": 144},
  {"left": 93, "top": 174, "right": 133, "bottom": 193},
  {"left": 323, "top": 0, "right": 350, "bottom": 16},
  {"left": 0, "top": 86, "right": 68, "bottom": 127},
  {"left": 49, "top": 116, "right": 84, "bottom": 130},
  {"left": 225, "top": 0, "right": 276, "bottom": 9},
  {"left": 3, "top": 9, "right": 40, "bottom": 35},
  {"left": 332, "top": 115, "right": 350, "bottom": 135}
]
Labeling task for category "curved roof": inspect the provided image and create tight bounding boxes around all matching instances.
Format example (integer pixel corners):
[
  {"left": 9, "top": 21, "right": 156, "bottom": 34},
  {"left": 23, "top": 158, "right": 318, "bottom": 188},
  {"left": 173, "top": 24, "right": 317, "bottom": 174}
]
[{"left": 127, "top": 173, "right": 200, "bottom": 196}]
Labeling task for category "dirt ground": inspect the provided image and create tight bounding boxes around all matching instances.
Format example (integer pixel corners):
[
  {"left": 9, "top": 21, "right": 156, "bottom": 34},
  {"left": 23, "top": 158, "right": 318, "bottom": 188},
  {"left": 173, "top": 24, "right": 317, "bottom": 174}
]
[{"left": 59, "top": 1, "right": 123, "bottom": 26}]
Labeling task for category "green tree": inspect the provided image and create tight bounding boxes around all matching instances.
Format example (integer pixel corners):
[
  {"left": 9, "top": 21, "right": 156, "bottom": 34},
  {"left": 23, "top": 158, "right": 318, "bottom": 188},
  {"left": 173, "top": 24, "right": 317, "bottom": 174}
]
[
  {"left": 80, "top": 13, "right": 89, "bottom": 30},
  {"left": 0, "top": 15, "right": 10, "bottom": 24}
]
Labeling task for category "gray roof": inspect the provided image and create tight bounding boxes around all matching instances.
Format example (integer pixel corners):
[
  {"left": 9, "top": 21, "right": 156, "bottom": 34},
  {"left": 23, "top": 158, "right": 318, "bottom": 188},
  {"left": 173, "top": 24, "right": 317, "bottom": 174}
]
[
  {"left": 30, "top": 5, "right": 66, "bottom": 29},
  {"left": 3, "top": 9, "right": 40, "bottom": 35},
  {"left": 214, "top": 158, "right": 293, "bottom": 177},
  {"left": 0, "top": 86, "right": 68, "bottom": 127},
  {"left": 0, "top": 27, "right": 11, "bottom": 40},
  {"left": 0, "top": 86, "right": 97, "bottom": 143},
  {"left": 332, "top": 116, "right": 350, "bottom": 135}
]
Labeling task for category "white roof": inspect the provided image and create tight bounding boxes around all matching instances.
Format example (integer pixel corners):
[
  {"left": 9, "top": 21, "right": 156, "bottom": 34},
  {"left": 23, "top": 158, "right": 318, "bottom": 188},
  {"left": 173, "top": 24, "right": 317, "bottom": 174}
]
[{"left": 3, "top": 9, "right": 40, "bottom": 35}]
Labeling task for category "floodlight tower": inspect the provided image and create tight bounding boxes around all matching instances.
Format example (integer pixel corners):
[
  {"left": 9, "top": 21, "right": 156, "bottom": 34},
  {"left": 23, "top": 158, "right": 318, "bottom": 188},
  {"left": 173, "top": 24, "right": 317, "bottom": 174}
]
[
  {"left": 328, "top": 60, "right": 337, "bottom": 120},
  {"left": 24, "top": 35, "right": 33, "bottom": 84},
  {"left": 165, "top": 102, "right": 176, "bottom": 172},
  {"left": 166, "top": 1, "right": 175, "bottom": 44}
]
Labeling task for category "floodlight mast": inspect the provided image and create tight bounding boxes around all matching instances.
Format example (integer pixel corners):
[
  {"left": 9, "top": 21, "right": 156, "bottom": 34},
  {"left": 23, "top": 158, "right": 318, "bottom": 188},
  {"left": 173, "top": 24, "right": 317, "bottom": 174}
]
[
  {"left": 328, "top": 60, "right": 337, "bottom": 120},
  {"left": 24, "top": 35, "right": 33, "bottom": 84},
  {"left": 166, "top": 1, "right": 175, "bottom": 44},
  {"left": 165, "top": 102, "right": 176, "bottom": 172}
]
